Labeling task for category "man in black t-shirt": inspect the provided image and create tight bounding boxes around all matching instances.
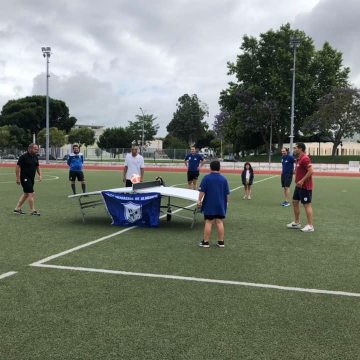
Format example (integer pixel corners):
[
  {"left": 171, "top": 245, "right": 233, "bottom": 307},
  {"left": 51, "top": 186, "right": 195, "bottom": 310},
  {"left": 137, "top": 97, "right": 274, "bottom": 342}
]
[{"left": 14, "top": 143, "right": 42, "bottom": 216}]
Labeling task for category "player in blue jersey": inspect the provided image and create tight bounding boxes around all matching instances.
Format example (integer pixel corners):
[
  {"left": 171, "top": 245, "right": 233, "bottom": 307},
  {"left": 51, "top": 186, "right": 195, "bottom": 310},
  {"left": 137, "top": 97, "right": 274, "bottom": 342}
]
[
  {"left": 184, "top": 146, "right": 204, "bottom": 189},
  {"left": 197, "top": 160, "right": 230, "bottom": 248},
  {"left": 280, "top": 147, "right": 295, "bottom": 206},
  {"left": 67, "top": 144, "right": 86, "bottom": 194}
]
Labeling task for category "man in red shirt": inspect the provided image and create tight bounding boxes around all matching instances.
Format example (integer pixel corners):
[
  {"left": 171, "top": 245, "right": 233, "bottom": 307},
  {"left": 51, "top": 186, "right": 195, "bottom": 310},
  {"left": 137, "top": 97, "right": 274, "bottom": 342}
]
[{"left": 286, "top": 142, "right": 314, "bottom": 232}]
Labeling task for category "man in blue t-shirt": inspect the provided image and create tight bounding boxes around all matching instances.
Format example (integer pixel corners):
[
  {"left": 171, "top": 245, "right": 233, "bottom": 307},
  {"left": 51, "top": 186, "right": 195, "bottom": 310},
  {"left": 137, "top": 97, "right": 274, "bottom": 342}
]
[
  {"left": 280, "top": 147, "right": 295, "bottom": 206},
  {"left": 197, "top": 160, "right": 230, "bottom": 248},
  {"left": 184, "top": 146, "right": 204, "bottom": 190},
  {"left": 67, "top": 144, "right": 86, "bottom": 194}
]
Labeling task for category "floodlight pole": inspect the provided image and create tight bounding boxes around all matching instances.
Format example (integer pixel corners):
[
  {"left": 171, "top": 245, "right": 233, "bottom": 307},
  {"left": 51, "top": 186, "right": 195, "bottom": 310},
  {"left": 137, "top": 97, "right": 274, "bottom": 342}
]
[
  {"left": 41, "top": 47, "right": 51, "bottom": 164},
  {"left": 290, "top": 37, "right": 300, "bottom": 152},
  {"left": 139, "top": 107, "right": 145, "bottom": 154}
]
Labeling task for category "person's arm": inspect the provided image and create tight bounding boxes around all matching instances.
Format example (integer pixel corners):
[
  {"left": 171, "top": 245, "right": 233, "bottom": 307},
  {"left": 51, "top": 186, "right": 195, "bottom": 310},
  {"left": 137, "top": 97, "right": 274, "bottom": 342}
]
[
  {"left": 140, "top": 167, "right": 144, "bottom": 182},
  {"left": 37, "top": 166, "right": 42, "bottom": 182},
  {"left": 197, "top": 191, "right": 205, "bottom": 208},
  {"left": 199, "top": 158, "right": 204, "bottom": 168},
  {"left": 296, "top": 164, "right": 313, "bottom": 187},
  {"left": 15, "top": 165, "right": 21, "bottom": 185}
]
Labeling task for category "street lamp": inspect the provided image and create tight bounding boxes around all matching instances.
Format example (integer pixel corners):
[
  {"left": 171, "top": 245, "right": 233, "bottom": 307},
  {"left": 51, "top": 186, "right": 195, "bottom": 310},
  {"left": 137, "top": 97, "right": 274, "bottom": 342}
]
[
  {"left": 289, "top": 36, "right": 300, "bottom": 152},
  {"left": 41, "top": 46, "right": 51, "bottom": 164},
  {"left": 139, "top": 107, "right": 145, "bottom": 154}
]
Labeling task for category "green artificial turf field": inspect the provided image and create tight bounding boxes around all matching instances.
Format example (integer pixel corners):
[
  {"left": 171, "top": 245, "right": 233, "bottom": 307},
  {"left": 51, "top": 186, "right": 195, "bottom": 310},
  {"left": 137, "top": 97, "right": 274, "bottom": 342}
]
[{"left": 0, "top": 167, "right": 359, "bottom": 359}]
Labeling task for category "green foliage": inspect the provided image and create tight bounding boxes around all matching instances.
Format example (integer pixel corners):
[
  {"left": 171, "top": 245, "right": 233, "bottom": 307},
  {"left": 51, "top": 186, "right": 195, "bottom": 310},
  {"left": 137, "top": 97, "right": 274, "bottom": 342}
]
[
  {"left": 68, "top": 127, "right": 96, "bottom": 147},
  {"left": 303, "top": 87, "right": 360, "bottom": 156},
  {"left": 163, "top": 135, "right": 188, "bottom": 149},
  {"left": 0, "top": 125, "right": 32, "bottom": 149},
  {"left": 220, "top": 23, "right": 350, "bottom": 152},
  {"left": 0, "top": 96, "right": 77, "bottom": 135},
  {"left": 97, "top": 127, "right": 132, "bottom": 157},
  {"left": 167, "top": 94, "right": 209, "bottom": 145},
  {"left": 37, "top": 127, "right": 66, "bottom": 148},
  {"left": 128, "top": 112, "right": 159, "bottom": 145}
]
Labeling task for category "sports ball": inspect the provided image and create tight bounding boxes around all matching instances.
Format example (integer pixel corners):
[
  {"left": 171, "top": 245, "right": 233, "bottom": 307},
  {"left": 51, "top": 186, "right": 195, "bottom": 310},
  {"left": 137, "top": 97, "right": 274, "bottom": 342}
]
[{"left": 130, "top": 174, "right": 141, "bottom": 184}]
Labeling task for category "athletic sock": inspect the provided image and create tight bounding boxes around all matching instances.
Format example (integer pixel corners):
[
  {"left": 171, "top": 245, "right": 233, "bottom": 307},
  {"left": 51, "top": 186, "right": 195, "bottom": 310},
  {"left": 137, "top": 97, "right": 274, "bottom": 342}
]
[
  {"left": 71, "top": 184, "right": 76, "bottom": 194},
  {"left": 81, "top": 183, "right": 86, "bottom": 193}
]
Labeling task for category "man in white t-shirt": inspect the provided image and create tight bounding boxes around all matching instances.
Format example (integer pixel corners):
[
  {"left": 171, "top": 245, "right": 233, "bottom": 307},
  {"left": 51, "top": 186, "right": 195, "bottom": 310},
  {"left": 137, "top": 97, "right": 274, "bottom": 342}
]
[{"left": 123, "top": 145, "right": 145, "bottom": 187}]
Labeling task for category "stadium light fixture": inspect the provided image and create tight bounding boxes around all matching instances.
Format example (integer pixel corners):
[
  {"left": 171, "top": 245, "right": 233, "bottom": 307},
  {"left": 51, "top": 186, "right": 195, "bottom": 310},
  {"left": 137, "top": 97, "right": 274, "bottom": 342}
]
[
  {"left": 289, "top": 36, "right": 300, "bottom": 152},
  {"left": 41, "top": 46, "right": 52, "bottom": 164}
]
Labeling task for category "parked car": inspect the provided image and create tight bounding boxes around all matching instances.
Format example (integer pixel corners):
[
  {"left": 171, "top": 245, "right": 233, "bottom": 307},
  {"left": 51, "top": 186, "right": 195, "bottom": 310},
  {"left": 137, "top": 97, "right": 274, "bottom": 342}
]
[{"left": 1, "top": 154, "right": 18, "bottom": 159}]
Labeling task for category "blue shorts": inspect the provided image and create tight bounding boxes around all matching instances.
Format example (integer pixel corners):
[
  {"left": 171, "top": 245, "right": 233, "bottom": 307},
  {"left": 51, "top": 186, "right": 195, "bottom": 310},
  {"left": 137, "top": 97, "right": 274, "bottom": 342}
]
[
  {"left": 187, "top": 171, "right": 199, "bottom": 182},
  {"left": 293, "top": 187, "right": 312, "bottom": 204},
  {"left": 281, "top": 173, "right": 293, "bottom": 188},
  {"left": 204, "top": 215, "right": 225, "bottom": 220}
]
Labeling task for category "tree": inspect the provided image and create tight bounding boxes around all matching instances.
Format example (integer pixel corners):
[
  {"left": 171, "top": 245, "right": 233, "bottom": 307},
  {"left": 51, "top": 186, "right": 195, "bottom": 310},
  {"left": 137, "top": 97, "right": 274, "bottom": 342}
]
[
  {"left": 167, "top": 94, "right": 209, "bottom": 145},
  {"left": 127, "top": 112, "right": 159, "bottom": 147},
  {"left": 163, "top": 135, "right": 188, "bottom": 149},
  {"left": 0, "top": 96, "right": 77, "bottom": 135},
  {"left": 68, "top": 127, "right": 96, "bottom": 147},
  {"left": 220, "top": 24, "right": 350, "bottom": 150},
  {"left": 37, "top": 127, "right": 66, "bottom": 158},
  {"left": 0, "top": 125, "right": 32, "bottom": 149},
  {"left": 303, "top": 87, "right": 360, "bottom": 156},
  {"left": 97, "top": 127, "right": 132, "bottom": 157}
]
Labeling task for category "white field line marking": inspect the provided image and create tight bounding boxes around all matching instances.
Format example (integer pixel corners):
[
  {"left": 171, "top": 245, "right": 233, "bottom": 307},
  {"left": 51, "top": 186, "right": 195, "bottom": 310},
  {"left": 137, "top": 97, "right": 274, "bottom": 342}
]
[
  {"left": 31, "top": 264, "right": 360, "bottom": 298},
  {"left": 0, "top": 271, "right": 17, "bottom": 280},
  {"left": 30, "top": 201, "right": 198, "bottom": 266},
  {"left": 30, "top": 176, "right": 276, "bottom": 266},
  {"left": 0, "top": 174, "right": 59, "bottom": 184}
]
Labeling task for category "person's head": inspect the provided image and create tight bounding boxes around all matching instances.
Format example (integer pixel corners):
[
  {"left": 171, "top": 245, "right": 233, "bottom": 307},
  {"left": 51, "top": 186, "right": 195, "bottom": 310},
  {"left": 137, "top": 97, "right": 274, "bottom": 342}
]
[
  {"left": 244, "top": 162, "right": 252, "bottom": 170},
  {"left": 72, "top": 144, "right": 80, "bottom": 154},
  {"left": 281, "top": 147, "right": 289, "bottom": 156},
  {"left": 28, "top": 143, "right": 39, "bottom": 155},
  {"left": 210, "top": 160, "right": 220, "bottom": 172},
  {"left": 131, "top": 145, "right": 139, "bottom": 157},
  {"left": 190, "top": 146, "right": 196, "bottom": 155},
  {"left": 294, "top": 142, "right": 306, "bottom": 157}
]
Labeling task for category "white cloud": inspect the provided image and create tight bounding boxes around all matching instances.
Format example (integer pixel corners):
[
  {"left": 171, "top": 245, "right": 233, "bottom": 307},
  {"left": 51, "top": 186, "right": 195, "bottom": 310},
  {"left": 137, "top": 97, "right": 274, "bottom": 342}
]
[{"left": 1, "top": 0, "right": 358, "bottom": 136}]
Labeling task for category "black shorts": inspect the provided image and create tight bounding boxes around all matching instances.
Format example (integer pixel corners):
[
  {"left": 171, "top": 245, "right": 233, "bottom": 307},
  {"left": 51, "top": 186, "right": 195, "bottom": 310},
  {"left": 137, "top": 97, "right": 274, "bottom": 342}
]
[
  {"left": 281, "top": 173, "right": 293, "bottom": 188},
  {"left": 204, "top": 215, "right": 225, "bottom": 220},
  {"left": 293, "top": 187, "right": 312, "bottom": 204},
  {"left": 187, "top": 171, "right": 199, "bottom": 182},
  {"left": 21, "top": 177, "right": 35, "bottom": 193},
  {"left": 69, "top": 171, "right": 85, "bottom": 182}
]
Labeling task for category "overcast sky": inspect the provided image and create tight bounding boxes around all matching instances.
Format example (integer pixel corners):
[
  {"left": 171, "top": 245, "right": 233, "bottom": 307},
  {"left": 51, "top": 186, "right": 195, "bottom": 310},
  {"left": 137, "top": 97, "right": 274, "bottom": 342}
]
[{"left": 1, "top": 0, "right": 359, "bottom": 136}]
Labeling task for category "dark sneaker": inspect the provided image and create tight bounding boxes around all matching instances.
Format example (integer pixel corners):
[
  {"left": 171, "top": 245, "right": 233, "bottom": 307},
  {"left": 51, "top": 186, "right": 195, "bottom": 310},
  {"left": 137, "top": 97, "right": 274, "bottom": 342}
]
[
  {"left": 199, "top": 240, "right": 210, "bottom": 248},
  {"left": 13, "top": 209, "right": 26, "bottom": 215},
  {"left": 217, "top": 241, "right": 225, "bottom": 248},
  {"left": 30, "top": 210, "right": 41, "bottom": 216}
]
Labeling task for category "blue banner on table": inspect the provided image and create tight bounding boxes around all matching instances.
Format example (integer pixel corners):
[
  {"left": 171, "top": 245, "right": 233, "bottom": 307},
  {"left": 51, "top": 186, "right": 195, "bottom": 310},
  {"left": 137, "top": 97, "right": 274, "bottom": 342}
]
[{"left": 102, "top": 191, "right": 161, "bottom": 227}]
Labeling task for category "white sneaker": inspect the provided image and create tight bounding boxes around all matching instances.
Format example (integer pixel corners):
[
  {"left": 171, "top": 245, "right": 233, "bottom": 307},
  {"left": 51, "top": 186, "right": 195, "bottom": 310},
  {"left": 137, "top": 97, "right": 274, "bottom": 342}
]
[
  {"left": 247, "top": 195, "right": 251, "bottom": 200},
  {"left": 243, "top": 195, "right": 247, "bottom": 199},
  {"left": 301, "top": 224, "right": 315, "bottom": 232},
  {"left": 286, "top": 222, "right": 301, "bottom": 229}
]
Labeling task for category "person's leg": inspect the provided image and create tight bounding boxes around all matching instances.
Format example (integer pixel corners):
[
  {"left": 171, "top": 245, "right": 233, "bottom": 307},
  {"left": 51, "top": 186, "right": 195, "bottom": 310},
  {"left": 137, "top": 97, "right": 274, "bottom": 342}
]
[
  {"left": 215, "top": 219, "right": 224, "bottom": 241},
  {"left": 81, "top": 181, "right": 86, "bottom": 193},
  {"left": 15, "top": 193, "right": 28, "bottom": 210},
  {"left": 204, "top": 219, "right": 213, "bottom": 241},
  {"left": 284, "top": 187, "right": 290, "bottom": 202},
  {"left": 303, "top": 203, "right": 313, "bottom": 226},
  {"left": 248, "top": 185, "right": 252, "bottom": 199},
  {"left": 71, "top": 181, "right": 76, "bottom": 194},
  {"left": 293, "top": 200, "right": 301, "bottom": 223},
  {"left": 28, "top": 193, "right": 35, "bottom": 211}
]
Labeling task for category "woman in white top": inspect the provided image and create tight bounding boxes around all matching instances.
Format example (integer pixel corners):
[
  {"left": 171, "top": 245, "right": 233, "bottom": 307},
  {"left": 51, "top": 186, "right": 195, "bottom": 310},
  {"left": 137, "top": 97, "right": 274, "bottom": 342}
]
[{"left": 241, "top": 162, "right": 254, "bottom": 199}]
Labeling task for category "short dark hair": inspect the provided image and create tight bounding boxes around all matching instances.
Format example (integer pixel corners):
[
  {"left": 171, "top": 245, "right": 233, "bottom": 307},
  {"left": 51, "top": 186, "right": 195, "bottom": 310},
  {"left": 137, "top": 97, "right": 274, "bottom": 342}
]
[
  {"left": 210, "top": 160, "right": 220, "bottom": 171},
  {"left": 295, "top": 142, "right": 306, "bottom": 151}
]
